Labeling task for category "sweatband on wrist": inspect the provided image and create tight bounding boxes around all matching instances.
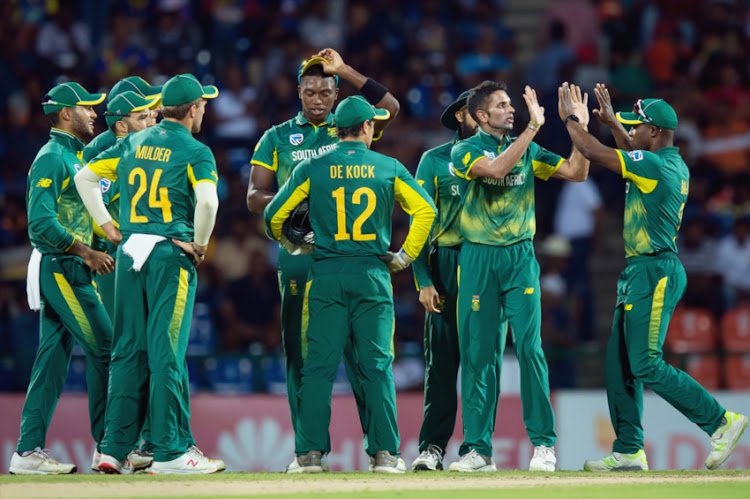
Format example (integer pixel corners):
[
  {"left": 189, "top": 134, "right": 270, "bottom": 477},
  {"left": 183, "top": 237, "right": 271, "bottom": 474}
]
[{"left": 360, "top": 78, "right": 388, "bottom": 105}]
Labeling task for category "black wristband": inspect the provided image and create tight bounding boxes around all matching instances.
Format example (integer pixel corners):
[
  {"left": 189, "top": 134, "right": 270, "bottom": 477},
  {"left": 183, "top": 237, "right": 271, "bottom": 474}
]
[
  {"left": 565, "top": 114, "right": 580, "bottom": 125},
  {"left": 191, "top": 244, "right": 205, "bottom": 258},
  {"left": 360, "top": 78, "right": 388, "bottom": 105}
]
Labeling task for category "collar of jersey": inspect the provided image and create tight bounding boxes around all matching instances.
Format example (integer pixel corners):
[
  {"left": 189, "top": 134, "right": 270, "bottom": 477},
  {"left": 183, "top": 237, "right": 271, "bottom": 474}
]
[
  {"left": 295, "top": 111, "right": 334, "bottom": 127},
  {"left": 159, "top": 120, "right": 192, "bottom": 134},
  {"left": 477, "top": 127, "right": 510, "bottom": 147},
  {"left": 337, "top": 140, "right": 367, "bottom": 151},
  {"left": 654, "top": 146, "right": 679, "bottom": 156},
  {"left": 50, "top": 128, "right": 85, "bottom": 150}
]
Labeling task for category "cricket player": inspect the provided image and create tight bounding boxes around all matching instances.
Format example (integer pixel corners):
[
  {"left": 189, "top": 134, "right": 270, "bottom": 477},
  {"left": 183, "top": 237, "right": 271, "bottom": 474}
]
[
  {"left": 247, "top": 48, "right": 399, "bottom": 470},
  {"left": 410, "top": 89, "right": 477, "bottom": 471},
  {"left": 9, "top": 82, "right": 112, "bottom": 475},
  {"left": 557, "top": 82, "right": 748, "bottom": 471},
  {"left": 265, "top": 95, "right": 436, "bottom": 473},
  {"left": 76, "top": 73, "right": 222, "bottom": 474},
  {"left": 448, "top": 81, "right": 590, "bottom": 473}
]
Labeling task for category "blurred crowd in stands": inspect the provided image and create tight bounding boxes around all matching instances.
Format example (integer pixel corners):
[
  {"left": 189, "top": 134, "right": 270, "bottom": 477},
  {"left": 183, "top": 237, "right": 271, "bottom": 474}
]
[{"left": 1, "top": 0, "right": 750, "bottom": 392}]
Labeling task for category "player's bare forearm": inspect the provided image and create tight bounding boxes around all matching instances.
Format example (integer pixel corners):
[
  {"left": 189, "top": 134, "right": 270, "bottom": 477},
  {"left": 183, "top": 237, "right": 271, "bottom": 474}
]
[
  {"left": 67, "top": 240, "right": 115, "bottom": 274},
  {"left": 610, "top": 124, "right": 635, "bottom": 151},
  {"left": 555, "top": 147, "right": 590, "bottom": 182},
  {"left": 565, "top": 121, "right": 622, "bottom": 175},
  {"left": 472, "top": 128, "right": 538, "bottom": 180},
  {"left": 247, "top": 165, "right": 277, "bottom": 212}
]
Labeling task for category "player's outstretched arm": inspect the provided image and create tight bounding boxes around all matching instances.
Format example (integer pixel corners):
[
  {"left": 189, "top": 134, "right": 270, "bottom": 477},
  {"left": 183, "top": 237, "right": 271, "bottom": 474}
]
[
  {"left": 552, "top": 82, "right": 590, "bottom": 182},
  {"left": 593, "top": 83, "right": 635, "bottom": 151},
  {"left": 558, "top": 83, "right": 623, "bottom": 175},
  {"left": 316, "top": 48, "right": 400, "bottom": 135}
]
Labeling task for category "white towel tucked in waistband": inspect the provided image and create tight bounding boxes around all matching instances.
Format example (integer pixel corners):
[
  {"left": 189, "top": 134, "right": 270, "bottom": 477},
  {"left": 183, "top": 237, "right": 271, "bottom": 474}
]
[
  {"left": 122, "top": 234, "right": 166, "bottom": 271},
  {"left": 26, "top": 248, "right": 42, "bottom": 311}
]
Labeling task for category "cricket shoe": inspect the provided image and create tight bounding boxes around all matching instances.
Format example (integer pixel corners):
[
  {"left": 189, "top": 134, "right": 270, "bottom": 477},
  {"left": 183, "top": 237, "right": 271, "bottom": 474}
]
[
  {"left": 529, "top": 445, "right": 556, "bottom": 472},
  {"left": 188, "top": 445, "right": 225, "bottom": 472},
  {"left": 448, "top": 449, "right": 496, "bottom": 472},
  {"left": 91, "top": 449, "right": 101, "bottom": 472},
  {"left": 583, "top": 450, "right": 648, "bottom": 472},
  {"left": 127, "top": 448, "right": 154, "bottom": 471},
  {"left": 411, "top": 444, "right": 443, "bottom": 471},
  {"left": 705, "top": 411, "right": 749, "bottom": 470},
  {"left": 9, "top": 448, "right": 77, "bottom": 475},
  {"left": 98, "top": 453, "right": 135, "bottom": 475},
  {"left": 372, "top": 451, "right": 406, "bottom": 474},
  {"left": 149, "top": 452, "right": 219, "bottom": 475},
  {"left": 368, "top": 455, "right": 375, "bottom": 471},
  {"left": 286, "top": 451, "right": 324, "bottom": 473}
]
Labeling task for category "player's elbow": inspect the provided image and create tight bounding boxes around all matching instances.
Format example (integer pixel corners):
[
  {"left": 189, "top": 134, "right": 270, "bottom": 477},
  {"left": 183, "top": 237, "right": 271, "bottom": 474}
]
[{"left": 247, "top": 189, "right": 265, "bottom": 213}]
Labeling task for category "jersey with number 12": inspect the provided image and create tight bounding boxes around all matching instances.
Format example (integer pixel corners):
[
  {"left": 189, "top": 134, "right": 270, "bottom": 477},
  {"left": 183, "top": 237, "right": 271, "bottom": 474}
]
[{"left": 87, "top": 120, "right": 218, "bottom": 240}]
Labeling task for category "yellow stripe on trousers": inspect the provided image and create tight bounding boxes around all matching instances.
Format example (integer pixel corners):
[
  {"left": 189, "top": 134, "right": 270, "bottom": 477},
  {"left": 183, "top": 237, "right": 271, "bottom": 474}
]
[
  {"left": 53, "top": 272, "right": 98, "bottom": 354},
  {"left": 648, "top": 276, "right": 668, "bottom": 354},
  {"left": 168, "top": 268, "right": 189, "bottom": 353}
]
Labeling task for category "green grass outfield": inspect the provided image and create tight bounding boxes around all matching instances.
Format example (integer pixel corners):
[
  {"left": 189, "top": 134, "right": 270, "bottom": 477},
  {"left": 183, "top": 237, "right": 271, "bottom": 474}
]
[{"left": 1, "top": 470, "right": 749, "bottom": 499}]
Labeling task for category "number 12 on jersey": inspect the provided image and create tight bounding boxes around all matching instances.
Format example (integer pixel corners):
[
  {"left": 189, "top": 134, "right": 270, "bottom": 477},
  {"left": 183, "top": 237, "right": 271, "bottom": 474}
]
[
  {"left": 129, "top": 167, "right": 173, "bottom": 223},
  {"left": 332, "top": 186, "right": 376, "bottom": 241}
]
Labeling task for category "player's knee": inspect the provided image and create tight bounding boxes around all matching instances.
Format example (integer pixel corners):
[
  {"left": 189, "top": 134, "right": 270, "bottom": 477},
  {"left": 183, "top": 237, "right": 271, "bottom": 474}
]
[{"left": 629, "top": 357, "right": 665, "bottom": 381}]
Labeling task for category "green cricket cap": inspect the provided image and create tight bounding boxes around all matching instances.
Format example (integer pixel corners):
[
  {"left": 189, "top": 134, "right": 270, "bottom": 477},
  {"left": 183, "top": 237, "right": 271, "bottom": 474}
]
[
  {"left": 298, "top": 55, "right": 339, "bottom": 86},
  {"left": 104, "top": 91, "right": 156, "bottom": 127},
  {"left": 109, "top": 76, "right": 162, "bottom": 109},
  {"left": 334, "top": 96, "right": 390, "bottom": 128},
  {"left": 616, "top": 98, "right": 678, "bottom": 130},
  {"left": 440, "top": 89, "right": 473, "bottom": 130},
  {"left": 42, "top": 82, "right": 106, "bottom": 115},
  {"left": 161, "top": 74, "right": 219, "bottom": 107}
]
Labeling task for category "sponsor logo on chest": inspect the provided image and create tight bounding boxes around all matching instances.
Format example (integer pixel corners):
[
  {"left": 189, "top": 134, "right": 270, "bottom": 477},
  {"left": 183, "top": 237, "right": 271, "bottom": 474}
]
[{"left": 482, "top": 172, "right": 526, "bottom": 187}]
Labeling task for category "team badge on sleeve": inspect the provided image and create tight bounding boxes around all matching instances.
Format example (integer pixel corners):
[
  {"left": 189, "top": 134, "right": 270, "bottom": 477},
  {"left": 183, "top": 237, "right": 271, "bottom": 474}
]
[
  {"left": 100, "top": 178, "right": 112, "bottom": 193},
  {"left": 627, "top": 150, "right": 644, "bottom": 161},
  {"left": 289, "top": 133, "right": 304, "bottom": 146}
]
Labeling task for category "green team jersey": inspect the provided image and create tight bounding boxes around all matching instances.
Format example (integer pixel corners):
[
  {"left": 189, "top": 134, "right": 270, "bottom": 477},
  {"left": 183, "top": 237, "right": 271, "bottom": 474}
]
[
  {"left": 88, "top": 120, "right": 218, "bottom": 240},
  {"left": 83, "top": 129, "right": 120, "bottom": 220},
  {"left": 411, "top": 133, "right": 466, "bottom": 289},
  {"left": 26, "top": 128, "right": 93, "bottom": 254},
  {"left": 251, "top": 112, "right": 338, "bottom": 187},
  {"left": 451, "top": 129, "right": 563, "bottom": 246},
  {"left": 616, "top": 147, "right": 689, "bottom": 257},
  {"left": 265, "top": 141, "right": 436, "bottom": 260}
]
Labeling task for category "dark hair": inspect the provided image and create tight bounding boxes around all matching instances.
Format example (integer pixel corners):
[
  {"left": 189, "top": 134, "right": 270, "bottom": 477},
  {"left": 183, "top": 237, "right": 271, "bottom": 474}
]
[
  {"left": 47, "top": 110, "right": 62, "bottom": 127},
  {"left": 336, "top": 122, "right": 367, "bottom": 139},
  {"left": 161, "top": 98, "right": 201, "bottom": 120},
  {"left": 300, "top": 64, "right": 335, "bottom": 82},
  {"left": 468, "top": 81, "right": 508, "bottom": 122}
]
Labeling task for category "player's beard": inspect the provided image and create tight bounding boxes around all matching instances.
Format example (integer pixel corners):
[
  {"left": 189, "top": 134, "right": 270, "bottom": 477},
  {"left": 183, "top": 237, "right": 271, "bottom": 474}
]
[
  {"left": 459, "top": 121, "right": 478, "bottom": 140},
  {"left": 72, "top": 111, "right": 94, "bottom": 142}
]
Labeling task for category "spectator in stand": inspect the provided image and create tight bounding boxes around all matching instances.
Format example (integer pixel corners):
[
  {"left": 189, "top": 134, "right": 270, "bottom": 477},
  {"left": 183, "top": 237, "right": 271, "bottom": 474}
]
[
  {"left": 213, "top": 62, "right": 259, "bottom": 150},
  {"left": 715, "top": 217, "right": 750, "bottom": 309},
  {"left": 678, "top": 217, "right": 722, "bottom": 317},
  {"left": 95, "top": 13, "right": 149, "bottom": 89},
  {"left": 35, "top": 3, "right": 92, "bottom": 77}
]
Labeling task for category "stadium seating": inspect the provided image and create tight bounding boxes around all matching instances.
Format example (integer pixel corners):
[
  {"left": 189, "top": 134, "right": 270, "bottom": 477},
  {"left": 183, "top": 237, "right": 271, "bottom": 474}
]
[
  {"left": 721, "top": 306, "right": 750, "bottom": 352},
  {"left": 681, "top": 353, "right": 722, "bottom": 390},
  {"left": 725, "top": 354, "right": 750, "bottom": 390},
  {"left": 204, "top": 356, "right": 254, "bottom": 394},
  {"left": 665, "top": 307, "right": 718, "bottom": 353}
]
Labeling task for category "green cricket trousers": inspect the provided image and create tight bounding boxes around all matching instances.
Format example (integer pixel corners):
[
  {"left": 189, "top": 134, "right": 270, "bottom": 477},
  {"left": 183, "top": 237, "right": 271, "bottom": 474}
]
[
  {"left": 418, "top": 245, "right": 461, "bottom": 455},
  {"left": 457, "top": 240, "right": 555, "bottom": 457},
  {"left": 295, "top": 256, "right": 400, "bottom": 457},
  {"left": 17, "top": 254, "right": 112, "bottom": 452},
  {"left": 607, "top": 252, "right": 725, "bottom": 454},
  {"left": 100, "top": 239, "right": 196, "bottom": 462},
  {"left": 278, "top": 249, "right": 367, "bottom": 444}
]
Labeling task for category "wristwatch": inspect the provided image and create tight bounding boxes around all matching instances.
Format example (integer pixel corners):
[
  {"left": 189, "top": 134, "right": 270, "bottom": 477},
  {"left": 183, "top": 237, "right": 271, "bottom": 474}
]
[{"left": 565, "top": 114, "right": 580, "bottom": 125}]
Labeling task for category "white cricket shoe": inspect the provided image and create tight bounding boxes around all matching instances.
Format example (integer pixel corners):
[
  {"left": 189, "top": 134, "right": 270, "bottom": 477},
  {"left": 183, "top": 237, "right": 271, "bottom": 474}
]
[
  {"left": 286, "top": 451, "right": 324, "bottom": 473},
  {"left": 411, "top": 444, "right": 443, "bottom": 471},
  {"left": 372, "top": 450, "right": 406, "bottom": 474},
  {"left": 448, "top": 449, "right": 496, "bottom": 472},
  {"left": 705, "top": 411, "right": 749, "bottom": 470},
  {"left": 149, "top": 452, "right": 219, "bottom": 475},
  {"left": 98, "top": 453, "right": 134, "bottom": 475},
  {"left": 91, "top": 449, "right": 101, "bottom": 472},
  {"left": 9, "top": 448, "right": 77, "bottom": 475},
  {"left": 529, "top": 445, "right": 556, "bottom": 472},
  {"left": 188, "top": 445, "right": 225, "bottom": 472},
  {"left": 368, "top": 455, "right": 375, "bottom": 471},
  {"left": 583, "top": 450, "right": 649, "bottom": 472},
  {"left": 127, "top": 448, "right": 154, "bottom": 470}
]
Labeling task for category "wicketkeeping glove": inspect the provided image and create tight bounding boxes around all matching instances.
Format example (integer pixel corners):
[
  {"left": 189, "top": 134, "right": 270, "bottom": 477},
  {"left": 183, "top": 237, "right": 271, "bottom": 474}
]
[
  {"left": 378, "top": 248, "right": 413, "bottom": 273},
  {"left": 281, "top": 200, "right": 314, "bottom": 255}
]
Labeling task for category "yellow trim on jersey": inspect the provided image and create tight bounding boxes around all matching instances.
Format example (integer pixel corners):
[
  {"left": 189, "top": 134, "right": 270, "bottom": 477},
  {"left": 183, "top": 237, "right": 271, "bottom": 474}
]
[
  {"left": 168, "top": 268, "right": 190, "bottom": 353},
  {"left": 187, "top": 163, "right": 197, "bottom": 187},
  {"left": 92, "top": 222, "right": 107, "bottom": 239},
  {"left": 301, "top": 280, "right": 312, "bottom": 361},
  {"left": 533, "top": 157, "right": 564, "bottom": 181},
  {"left": 194, "top": 179, "right": 216, "bottom": 187},
  {"left": 395, "top": 176, "right": 435, "bottom": 260},
  {"left": 54, "top": 272, "right": 98, "bottom": 354},
  {"left": 617, "top": 149, "right": 658, "bottom": 194},
  {"left": 61, "top": 177, "right": 70, "bottom": 191},
  {"left": 110, "top": 193, "right": 120, "bottom": 202},
  {"left": 250, "top": 148, "right": 279, "bottom": 173},
  {"left": 88, "top": 157, "right": 120, "bottom": 181},
  {"left": 455, "top": 155, "right": 484, "bottom": 180},
  {"left": 269, "top": 178, "right": 311, "bottom": 240},
  {"left": 648, "top": 276, "right": 668, "bottom": 353}
]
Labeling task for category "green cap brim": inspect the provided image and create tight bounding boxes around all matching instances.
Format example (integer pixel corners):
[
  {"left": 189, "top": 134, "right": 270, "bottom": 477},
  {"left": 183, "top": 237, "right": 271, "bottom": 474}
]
[
  {"left": 616, "top": 111, "right": 645, "bottom": 126},
  {"left": 373, "top": 108, "right": 390, "bottom": 121},
  {"left": 200, "top": 85, "right": 219, "bottom": 100}
]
